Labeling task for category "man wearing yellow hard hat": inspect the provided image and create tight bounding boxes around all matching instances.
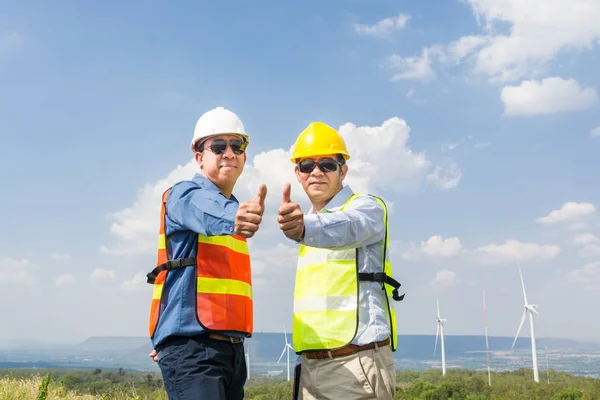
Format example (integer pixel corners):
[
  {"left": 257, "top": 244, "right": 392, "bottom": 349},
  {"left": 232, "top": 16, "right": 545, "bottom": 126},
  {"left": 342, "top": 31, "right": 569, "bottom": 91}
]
[{"left": 278, "top": 121, "right": 405, "bottom": 399}]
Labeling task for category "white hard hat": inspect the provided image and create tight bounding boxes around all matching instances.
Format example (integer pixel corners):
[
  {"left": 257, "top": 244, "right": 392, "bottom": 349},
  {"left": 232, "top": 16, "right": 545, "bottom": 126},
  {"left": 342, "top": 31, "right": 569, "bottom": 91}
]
[{"left": 191, "top": 106, "right": 250, "bottom": 152}]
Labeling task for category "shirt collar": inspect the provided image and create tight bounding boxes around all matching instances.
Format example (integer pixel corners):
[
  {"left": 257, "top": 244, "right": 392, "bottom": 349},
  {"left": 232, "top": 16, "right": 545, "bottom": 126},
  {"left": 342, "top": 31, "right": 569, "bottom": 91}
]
[
  {"left": 308, "top": 185, "right": 354, "bottom": 214},
  {"left": 192, "top": 173, "right": 239, "bottom": 203}
]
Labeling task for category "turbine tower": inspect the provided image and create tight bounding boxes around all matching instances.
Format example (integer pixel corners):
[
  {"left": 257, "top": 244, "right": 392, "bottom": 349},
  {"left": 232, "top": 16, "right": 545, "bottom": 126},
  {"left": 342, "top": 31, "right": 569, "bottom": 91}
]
[
  {"left": 434, "top": 297, "right": 447, "bottom": 376},
  {"left": 511, "top": 263, "right": 540, "bottom": 383},
  {"left": 244, "top": 342, "right": 250, "bottom": 380},
  {"left": 277, "top": 327, "right": 294, "bottom": 381},
  {"left": 482, "top": 273, "right": 492, "bottom": 386}
]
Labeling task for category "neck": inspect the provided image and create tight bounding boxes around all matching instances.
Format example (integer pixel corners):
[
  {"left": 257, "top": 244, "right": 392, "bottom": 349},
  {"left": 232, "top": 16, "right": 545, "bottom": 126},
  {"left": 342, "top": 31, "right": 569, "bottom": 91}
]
[
  {"left": 202, "top": 171, "right": 234, "bottom": 199},
  {"left": 311, "top": 185, "right": 343, "bottom": 213}
]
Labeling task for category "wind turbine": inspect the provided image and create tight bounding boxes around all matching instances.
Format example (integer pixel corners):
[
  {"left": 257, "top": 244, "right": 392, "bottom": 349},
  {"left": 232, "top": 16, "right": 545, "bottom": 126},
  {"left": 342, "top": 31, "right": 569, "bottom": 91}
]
[
  {"left": 244, "top": 342, "right": 250, "bottom": 380},
  {"left": 511, "top": 263, "right": 540, "bottom": 383},
  {"left": 434, "top": 297, "right": 447, "bottom": 376},
  {"left": 482, "top": 273, "right": 492, "bottom": 386},
  {"left": 277, "top": 327, "right": 294, "bottom": 381}
]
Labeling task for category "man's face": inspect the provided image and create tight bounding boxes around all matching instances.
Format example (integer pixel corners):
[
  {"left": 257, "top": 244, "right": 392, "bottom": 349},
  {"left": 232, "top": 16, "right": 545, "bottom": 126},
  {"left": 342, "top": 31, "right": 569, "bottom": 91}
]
[
  {"left": 195, "top": 134, "right": 247, "bottom": 188},
  {"left": 295, "top": 154, "right": 347, "bottom": 203}
]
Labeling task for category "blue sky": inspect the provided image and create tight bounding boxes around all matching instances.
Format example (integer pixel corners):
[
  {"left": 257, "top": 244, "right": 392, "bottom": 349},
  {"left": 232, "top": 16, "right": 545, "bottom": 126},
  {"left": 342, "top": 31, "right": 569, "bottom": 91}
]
[{"left": 1, "top": 0, "right": 599, "bottom": 344}]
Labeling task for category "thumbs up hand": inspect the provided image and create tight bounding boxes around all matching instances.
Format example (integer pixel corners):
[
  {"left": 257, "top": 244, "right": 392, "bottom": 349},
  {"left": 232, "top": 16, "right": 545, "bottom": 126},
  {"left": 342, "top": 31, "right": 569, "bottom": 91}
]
[
  {"left": 278, "top": 183, "right": 305, "bottom": 241},
  {"left": 235, "top": 184, "right": 267, "bottom": 239}
]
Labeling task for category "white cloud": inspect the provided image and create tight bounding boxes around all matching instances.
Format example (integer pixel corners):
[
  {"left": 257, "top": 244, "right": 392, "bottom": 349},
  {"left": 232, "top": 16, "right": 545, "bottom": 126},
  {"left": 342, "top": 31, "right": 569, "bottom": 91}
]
[
  {"left": 401, "top": 235, "right": 462, "bottom": 261},
  {"left": 121, "top": 272, "right": 149, "bottom": 292},
  {"left": 354, "top": 14, "right": 410, "bottom": 37},
  {"left": 468, "top": 239, "right": 561, "bottom": 264},
  {"left": 102, "top": 117, "right": 459, "bottom": 256},
  {"left": 250, "top": 243, "right": 298, "bottom": 277},
  {"left": 90, "top": 268, "right": 116, "bottom": 282},
  {"left": 0, "top": 258, "right": 33, "bottom": 285},
  {"left": 49, "top": 253, "right": 71, "bottom": 261},
  {"left": 568, "top": 261, "right": 600, "bottom": 290},
  {"left": 55, "top": 274, "right": 75, "bottom": 286},
  {"left": 474, "top": 142, "right": 490, "bottom": 149},
  {"left": 426, "top": 160, "right": 463, "bottom": 190},
  {"left": 388, "top": 47, "right": 436, "bottom": 82},
  {"left": 381, "top": 1, "right": 600, "bottom": 84},
  {"left": 430, "top": 269, "right": 459, "bottom": 287},
  {"left": 573, "top": 233, "right": 600, "bottom": 247},
  {"left": 466, "top": 0, "right": 600, "bottom": 81},
  {"left": 501, "top": 77, "right": 598, "bottom": 116},
  {"left": 536, "top": 202, "right": 596, "bottom": 224},
  {"left": 591, "top": 126, "right": 600, "bottom": 137}
]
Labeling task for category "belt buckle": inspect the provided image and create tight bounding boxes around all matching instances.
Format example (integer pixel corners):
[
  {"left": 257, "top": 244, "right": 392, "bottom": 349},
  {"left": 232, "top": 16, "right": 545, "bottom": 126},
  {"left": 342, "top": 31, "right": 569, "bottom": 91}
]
[{"left": 229, "top": 336, "right": 243, "bottom": 344}]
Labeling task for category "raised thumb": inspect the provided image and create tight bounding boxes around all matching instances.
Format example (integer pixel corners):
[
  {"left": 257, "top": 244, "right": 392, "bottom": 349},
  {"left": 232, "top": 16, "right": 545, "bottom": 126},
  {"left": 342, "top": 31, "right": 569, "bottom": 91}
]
[
  {"left": 255, "top": 184, "right": 267, "bottom": 207},
  {"left": 282, "top": 182, "right": 291, "bottom": 205}
]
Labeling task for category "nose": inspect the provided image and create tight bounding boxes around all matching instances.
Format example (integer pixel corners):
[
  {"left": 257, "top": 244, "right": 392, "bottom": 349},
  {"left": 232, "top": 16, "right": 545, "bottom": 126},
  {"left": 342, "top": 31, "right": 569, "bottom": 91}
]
[{"left": 222, "top": 144, "right": 236, "bottom": 158}]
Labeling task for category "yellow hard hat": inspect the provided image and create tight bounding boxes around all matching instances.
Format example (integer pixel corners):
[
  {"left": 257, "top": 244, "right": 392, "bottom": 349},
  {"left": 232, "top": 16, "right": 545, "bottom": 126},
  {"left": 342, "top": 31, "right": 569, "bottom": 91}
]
[{"left": 289, "top": 122, "right": 350, "bottom": 163}]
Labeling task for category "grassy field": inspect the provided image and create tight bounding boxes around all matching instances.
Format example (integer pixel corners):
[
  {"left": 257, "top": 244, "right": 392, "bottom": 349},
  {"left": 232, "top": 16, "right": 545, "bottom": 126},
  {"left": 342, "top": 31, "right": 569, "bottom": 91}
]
[{"left": 1, "top": 368, "right": 599, "bottom": 399}]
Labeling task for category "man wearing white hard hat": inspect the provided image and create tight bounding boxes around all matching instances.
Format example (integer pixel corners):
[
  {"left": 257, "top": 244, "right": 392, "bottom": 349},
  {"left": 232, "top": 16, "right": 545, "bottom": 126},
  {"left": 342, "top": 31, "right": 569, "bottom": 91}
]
[{"left": 145, "top": 107, "right": 266, "bottom": 399}]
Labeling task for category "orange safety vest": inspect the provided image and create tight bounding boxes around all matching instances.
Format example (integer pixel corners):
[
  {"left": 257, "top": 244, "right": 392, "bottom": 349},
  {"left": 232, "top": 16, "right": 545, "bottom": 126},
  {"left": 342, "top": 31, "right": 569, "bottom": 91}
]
[{"left": 147, "top": 187, "right": 253, "bottom": 338}]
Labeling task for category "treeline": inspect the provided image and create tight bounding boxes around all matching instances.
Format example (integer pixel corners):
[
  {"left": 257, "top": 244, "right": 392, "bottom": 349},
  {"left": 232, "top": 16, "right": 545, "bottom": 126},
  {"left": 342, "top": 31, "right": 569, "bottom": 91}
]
[{"left": 0, "top": 367, "right": 599, "bottom": 399}]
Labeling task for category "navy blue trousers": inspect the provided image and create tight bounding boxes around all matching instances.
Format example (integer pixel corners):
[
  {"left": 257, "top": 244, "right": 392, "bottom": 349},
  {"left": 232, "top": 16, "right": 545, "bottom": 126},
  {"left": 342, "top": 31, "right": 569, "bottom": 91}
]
[{"left": 156, "top": 334, "right": 247, "bottom": 400}]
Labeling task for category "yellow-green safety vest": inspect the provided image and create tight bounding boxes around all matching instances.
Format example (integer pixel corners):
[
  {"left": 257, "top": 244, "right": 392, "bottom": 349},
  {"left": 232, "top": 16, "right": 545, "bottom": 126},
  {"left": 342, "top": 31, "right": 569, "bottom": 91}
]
[{"left": 292, "top": 193, "right": 404, "bottom": 353}]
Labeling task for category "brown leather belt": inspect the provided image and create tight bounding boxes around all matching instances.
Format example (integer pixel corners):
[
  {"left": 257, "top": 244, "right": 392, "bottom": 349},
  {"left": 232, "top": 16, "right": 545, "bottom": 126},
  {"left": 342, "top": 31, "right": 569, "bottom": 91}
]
[
  {"left": 208, "top": 332, "right": 244, "bottom": 344},
  {"left": 303, "top": 337, "right": 390, "bottom": 359}
]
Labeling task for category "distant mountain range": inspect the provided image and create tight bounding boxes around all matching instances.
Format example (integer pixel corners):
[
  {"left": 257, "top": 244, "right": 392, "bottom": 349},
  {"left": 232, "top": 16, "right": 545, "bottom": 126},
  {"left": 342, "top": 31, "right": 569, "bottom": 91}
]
[{"left": 24, "top": 333, "right": 598, "bottom": 361}]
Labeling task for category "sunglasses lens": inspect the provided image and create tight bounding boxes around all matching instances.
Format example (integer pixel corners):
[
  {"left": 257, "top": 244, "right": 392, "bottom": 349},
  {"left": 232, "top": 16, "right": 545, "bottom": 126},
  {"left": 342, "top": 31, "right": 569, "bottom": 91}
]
[
  {"left": 319, "top": 161, "right": 338, "bottom": 172},
  {"left": 209, "top": 140, "right": 227, "bottom": 154},
  {"left": 298, "top": 161, "right": 316, "bottom": 173},
  {"left": 230, "top": 140, "right": 247, "bottom": 155},
  {"left": 208, "top": 139, "right": 247, "bottom": 155},
  {"left": 298, "top": 159, "right": 340, "bottom": 173}
]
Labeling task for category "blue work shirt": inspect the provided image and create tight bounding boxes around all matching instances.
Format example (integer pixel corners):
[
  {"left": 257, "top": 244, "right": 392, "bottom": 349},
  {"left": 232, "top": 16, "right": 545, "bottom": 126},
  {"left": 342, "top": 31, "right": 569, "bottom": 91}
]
[{"left": 151, "top": 173, "right": 246, "bottom": 348}]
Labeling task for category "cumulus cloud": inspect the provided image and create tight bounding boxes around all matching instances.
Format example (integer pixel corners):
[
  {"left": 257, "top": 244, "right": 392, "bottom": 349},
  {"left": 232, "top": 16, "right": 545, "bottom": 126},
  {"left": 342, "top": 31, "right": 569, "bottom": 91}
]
[
  {"left": 90, "top": 268, "right": 116, "bottom": 282},
  {"left": 568, "top": 261, "right": 600, "bottom": 290},
  {"left": 102, "top": 117, "right": 460, "bottom": 256},
  {"left": 388, "top": 48, "right": 437, "bottom": 82},
  {"left": 354, "top": 14, "right": 410, "bottom": 37},
  {"left": 573, "top": 234, "right": 600, "bottom": 258},
  {"left": 0, "top": 258, "right": 34, "bottom": 285},
  {"left": 430, "top": 269, "right": 460, "bottom": 287},
  {"left": 465, "top": 0, "right": 600, "bottom": 81},
  {"left": 536, "top": 202, "right": 596, "bottom": 224},
  {"left": 55, "top": 274, "right": 75, "bottom": 286},
  {"left": 380, "top": 1, "right": 600, "bottom": 88},
  {"left": 468, "top": 239, "right": 561, "bottom": 264},
  {"left": 400, "top": 236, "right": 560, "bottom": 265},
  {"left": 501, "top": 77, "right": 598, "bottom": 116},
  {"left": 402, "top": 236, "right": 463, "bottom": 261}
]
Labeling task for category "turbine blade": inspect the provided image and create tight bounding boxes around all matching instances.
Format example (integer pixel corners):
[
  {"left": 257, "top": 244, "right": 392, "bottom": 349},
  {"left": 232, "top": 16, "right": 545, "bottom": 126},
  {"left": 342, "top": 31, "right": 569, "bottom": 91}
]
[
  {"left": 434, "top": 323, "right": 439, "bottom": 357},
  {"left": 437, "top": 297, "right": 440, "bottom": 319},
  {"left": 277, "top": 347, "right": 286, "bottom": 363},
  {"left": 512, "top": 309, "right": 527, "bottom": 348},
  {"left": 518, "top": 262, "right": 528, "bottom": 305},
  {"left": 284, "top": 326, "right": 288, "bottom": 345}
]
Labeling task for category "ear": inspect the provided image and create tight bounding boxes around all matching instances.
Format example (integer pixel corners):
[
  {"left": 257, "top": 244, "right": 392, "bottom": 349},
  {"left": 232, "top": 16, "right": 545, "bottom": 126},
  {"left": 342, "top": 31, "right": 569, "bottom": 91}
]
[
  {"left": 243, "top": 153, "right": 247, "bottom": 163},
  {"left": 340, "top": 164, "right": 348, "bottom": 181},
  {"left": 195, "top": 152, "right": 203, "bottom": 169},
  {"left": 294, "top": 165, "right": 302, "bottom": 183}
]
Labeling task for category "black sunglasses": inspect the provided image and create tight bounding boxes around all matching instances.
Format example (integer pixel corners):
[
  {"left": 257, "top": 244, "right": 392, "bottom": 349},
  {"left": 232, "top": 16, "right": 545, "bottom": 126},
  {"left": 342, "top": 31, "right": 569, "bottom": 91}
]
[
  {"left": 202, "top": 139, "right": 247, "bottom": 155},
  {"left": 297, "top": 158, "right": 342, "bottom": 174}
]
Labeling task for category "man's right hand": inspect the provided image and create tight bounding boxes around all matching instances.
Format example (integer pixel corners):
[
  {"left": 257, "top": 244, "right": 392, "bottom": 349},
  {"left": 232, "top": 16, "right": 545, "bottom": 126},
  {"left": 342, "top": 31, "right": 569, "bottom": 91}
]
[
  {"left": 278, "top": 183, "right": 304, "bottom": 241},
  {"left": 235, "top": 184, "right": 267, "bottom": 238}
]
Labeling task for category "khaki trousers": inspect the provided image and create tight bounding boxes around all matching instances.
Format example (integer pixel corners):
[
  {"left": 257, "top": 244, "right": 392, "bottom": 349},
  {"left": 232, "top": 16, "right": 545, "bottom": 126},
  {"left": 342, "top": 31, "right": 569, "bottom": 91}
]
[{"left": 298, "top": 345, "right": 396, "bottom": 400}]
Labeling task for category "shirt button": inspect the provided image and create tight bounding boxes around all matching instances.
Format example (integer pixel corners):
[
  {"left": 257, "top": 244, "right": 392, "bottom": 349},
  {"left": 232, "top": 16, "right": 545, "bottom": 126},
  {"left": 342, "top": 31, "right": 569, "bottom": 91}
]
[
  {"left": 309, "top": 238, "right": 314, "bottom": 242},
  {"left": 229, "top": 226, "right": 233, "bottom": 232}
]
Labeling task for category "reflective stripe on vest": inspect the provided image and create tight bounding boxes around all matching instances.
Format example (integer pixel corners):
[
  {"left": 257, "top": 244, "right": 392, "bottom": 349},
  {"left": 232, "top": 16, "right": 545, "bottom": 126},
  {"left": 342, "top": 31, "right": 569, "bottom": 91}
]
[
  {"left": 292, "top": 193, "right": 397, "bottom": 352},
  {"left": 148, "top": 188, "right": 253, "bottom": 338}
]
